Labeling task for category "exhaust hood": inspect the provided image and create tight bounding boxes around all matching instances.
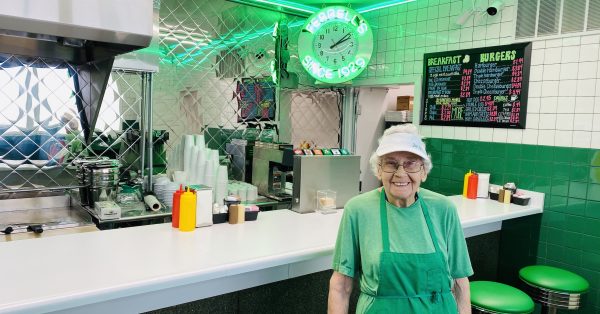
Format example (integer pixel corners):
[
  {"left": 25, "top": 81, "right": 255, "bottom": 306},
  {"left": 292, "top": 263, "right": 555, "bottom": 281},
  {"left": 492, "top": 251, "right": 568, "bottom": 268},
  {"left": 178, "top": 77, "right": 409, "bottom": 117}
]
[{"left": 0, "top": 0, "right": 154, "bottom": 142}]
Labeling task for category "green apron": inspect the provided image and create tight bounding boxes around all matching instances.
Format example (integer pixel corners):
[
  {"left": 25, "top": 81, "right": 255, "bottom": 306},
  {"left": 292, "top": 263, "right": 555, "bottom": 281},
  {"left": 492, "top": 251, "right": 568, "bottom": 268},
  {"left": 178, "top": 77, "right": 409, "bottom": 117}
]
[{"left": 359, "top": 189, "right": 458, "bottom": 313}]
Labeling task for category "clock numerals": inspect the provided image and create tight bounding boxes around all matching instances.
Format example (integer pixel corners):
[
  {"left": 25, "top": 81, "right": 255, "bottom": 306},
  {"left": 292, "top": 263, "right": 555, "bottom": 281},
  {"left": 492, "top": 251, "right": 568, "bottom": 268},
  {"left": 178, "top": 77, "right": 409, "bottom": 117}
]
[
  {"left": 318, "top": 43, "right": 321, "bottom": 48},
  {"left": 319, "top": 35, "right": 324, "bottom": 40},
  {"left": 341, "top": 56, "right": 345, "bottom": 61},
  {"left": 320, "top": 51, "right": 323, "bottom": 56}
]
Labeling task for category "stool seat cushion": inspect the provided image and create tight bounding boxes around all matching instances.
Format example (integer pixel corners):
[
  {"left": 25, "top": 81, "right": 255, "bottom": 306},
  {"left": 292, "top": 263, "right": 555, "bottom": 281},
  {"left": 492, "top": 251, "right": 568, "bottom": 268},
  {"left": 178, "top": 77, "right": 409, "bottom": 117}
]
[
  {"left": 519, "top": 265, "right": 589, "bottom": 293},
  {"left": 471, "top": 281, "right": 535, "bottom": 313}
]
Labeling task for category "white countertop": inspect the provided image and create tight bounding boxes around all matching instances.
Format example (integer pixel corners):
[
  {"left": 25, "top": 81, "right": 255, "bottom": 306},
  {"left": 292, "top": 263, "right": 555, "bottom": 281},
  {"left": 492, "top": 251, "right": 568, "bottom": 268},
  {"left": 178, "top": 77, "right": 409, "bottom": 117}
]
[{"left": 0, "top": 191, "right": 543, "bottom": 314}]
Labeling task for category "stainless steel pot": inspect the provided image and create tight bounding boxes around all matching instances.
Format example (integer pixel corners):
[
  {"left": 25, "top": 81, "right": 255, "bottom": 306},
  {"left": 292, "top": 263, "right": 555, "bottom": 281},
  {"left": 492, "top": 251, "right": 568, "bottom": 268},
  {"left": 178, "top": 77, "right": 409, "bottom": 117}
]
[{"left": 74, "top": 158, "right": 120, "bottom": 205}]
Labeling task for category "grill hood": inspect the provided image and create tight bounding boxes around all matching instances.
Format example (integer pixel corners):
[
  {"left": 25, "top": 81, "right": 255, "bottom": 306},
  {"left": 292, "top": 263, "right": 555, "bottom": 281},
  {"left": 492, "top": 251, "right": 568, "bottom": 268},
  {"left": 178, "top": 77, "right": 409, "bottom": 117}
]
[{"left": 0, "top": 0, "right": 154, "bottom": 142}]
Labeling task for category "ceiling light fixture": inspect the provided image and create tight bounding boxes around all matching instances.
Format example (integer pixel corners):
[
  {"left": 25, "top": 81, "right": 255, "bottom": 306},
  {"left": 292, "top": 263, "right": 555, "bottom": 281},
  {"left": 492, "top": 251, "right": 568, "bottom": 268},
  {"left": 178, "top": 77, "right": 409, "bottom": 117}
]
[{"left": 357, "top": 0, "right": 416, "bottom": 14}]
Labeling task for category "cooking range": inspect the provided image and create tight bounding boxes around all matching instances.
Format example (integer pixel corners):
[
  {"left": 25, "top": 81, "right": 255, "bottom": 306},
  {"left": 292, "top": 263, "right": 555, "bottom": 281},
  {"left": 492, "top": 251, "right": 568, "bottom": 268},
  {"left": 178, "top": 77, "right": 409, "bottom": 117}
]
[{"left": 0, "top": 192, "right": 97, "bottom": 241}]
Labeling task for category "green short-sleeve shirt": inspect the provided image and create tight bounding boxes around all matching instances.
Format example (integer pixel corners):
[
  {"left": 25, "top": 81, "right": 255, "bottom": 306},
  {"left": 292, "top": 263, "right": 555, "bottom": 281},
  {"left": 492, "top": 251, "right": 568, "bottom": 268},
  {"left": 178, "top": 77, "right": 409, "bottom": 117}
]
[{"left": 332, "top": 188, "right": 473, "bottom": 297}]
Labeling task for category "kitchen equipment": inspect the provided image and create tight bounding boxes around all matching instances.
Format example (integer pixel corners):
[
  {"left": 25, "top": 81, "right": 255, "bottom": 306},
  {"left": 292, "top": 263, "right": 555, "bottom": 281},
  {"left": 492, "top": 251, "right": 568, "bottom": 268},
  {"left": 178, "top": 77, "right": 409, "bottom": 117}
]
[
  {"left": 226, "top": 139, "right": 255, "bottom": 183},
  {"left": 74, "top": 157, "right": 120, "bottom": 206},
  {"left": 0, "top": 0, "right": 153, "bottom": 142},
  {"left": 291, "top": 154, "right": 360, "bottom": 213},
  {"left": 252, "top": 142, "right": 294, "bottom": 201},
  {"left": 85, "top": 159, "right": 121, "bottom": 206},
  {"left": 0, "top": 193, "right": 96, "bottom": 241}
]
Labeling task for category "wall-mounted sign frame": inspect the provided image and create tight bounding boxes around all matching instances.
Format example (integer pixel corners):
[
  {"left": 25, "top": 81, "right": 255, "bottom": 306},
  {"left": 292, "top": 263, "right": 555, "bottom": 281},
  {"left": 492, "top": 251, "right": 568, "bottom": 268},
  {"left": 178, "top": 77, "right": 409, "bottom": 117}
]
[
  {"left": 297, "top": 6, "right": 373, "bottom": 84},
  {"left": 420, "top": 42, "right": 532, "bottom": 129}
]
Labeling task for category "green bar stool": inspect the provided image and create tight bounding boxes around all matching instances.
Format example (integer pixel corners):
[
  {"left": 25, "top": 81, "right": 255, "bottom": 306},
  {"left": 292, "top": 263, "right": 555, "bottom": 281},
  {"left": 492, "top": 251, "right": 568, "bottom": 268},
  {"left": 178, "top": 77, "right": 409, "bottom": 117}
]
[
  {"left": 519, "top": 265, "right": 590, "bottom": 314},
  {"left": 471, "top": 281, "right": 535, "bottom": 314}
]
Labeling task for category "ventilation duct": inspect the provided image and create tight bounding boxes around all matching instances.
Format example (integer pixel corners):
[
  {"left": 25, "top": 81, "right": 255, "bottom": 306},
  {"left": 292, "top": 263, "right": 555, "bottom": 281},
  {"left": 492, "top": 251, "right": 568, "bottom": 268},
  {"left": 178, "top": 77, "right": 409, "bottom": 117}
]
[{"left": 0, "top": 0, "right": 154, "bottom": 142}]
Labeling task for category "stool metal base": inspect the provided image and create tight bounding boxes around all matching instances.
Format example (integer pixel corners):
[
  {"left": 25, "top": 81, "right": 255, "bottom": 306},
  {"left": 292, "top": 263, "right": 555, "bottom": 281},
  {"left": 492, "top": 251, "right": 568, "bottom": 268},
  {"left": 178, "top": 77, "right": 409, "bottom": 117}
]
[
  {"left": 521, "top": 279, "right": 584, "bottom": 311},
  {"left": 472, "top": 304, "right": 532, "bottom": 314}
]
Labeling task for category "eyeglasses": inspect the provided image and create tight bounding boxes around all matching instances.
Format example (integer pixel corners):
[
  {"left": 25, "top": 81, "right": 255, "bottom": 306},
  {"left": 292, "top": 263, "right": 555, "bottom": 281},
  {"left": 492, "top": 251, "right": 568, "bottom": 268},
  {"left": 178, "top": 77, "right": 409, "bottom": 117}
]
[{"left": 379, "top": 160, "right": 423, "bottom": 173}]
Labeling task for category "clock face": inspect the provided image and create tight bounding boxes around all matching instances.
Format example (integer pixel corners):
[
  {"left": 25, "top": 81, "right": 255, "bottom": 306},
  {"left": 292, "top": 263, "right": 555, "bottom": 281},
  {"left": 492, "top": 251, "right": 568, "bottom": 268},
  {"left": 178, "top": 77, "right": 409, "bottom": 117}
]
[
  {"left": 298, "top": 6, "right": 373, "bottom": 84},
  {"left": 312, "top": 21, "right": 358, "bottom": 68}
]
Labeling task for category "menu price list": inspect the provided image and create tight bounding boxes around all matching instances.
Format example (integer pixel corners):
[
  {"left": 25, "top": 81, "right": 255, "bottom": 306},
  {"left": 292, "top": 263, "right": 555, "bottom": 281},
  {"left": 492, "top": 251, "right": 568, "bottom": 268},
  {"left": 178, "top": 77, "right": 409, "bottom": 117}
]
[{"left": 421, "top": 43, "right": 531, "bottom": 129}]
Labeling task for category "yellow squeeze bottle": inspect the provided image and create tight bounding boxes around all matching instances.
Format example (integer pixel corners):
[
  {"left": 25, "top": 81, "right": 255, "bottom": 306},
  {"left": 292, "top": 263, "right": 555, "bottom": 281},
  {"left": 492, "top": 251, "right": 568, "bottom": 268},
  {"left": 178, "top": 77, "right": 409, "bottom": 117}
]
[
  {"left": 463, "top": 170, "right": 472, "bottom": 197},
  {"left": 179, "top": 187, "right": 196, "bottom": 232}
]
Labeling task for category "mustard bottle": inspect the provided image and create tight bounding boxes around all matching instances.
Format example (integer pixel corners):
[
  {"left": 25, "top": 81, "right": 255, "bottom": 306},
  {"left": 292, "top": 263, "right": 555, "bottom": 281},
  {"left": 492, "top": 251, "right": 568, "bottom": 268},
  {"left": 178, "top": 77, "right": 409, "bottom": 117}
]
[
  {"left": 463, "top": 170, "right": 472, "bottom": 197},
  {"left": 179, "top": 187, "right": 196, "bottom": 232}
]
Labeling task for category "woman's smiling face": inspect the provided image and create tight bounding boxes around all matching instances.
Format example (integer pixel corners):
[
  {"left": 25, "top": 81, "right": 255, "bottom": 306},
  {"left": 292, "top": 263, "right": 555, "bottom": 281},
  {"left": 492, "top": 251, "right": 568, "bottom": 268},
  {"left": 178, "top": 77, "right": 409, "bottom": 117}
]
[{"left": 378, "top": 151, "right": 427, "bottom": 207}]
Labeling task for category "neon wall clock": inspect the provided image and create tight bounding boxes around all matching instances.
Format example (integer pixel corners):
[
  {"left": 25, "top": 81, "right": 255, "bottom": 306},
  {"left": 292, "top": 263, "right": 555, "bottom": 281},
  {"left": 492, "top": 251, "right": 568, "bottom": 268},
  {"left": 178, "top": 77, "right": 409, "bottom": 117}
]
[{"left": 298, "top": 6, "right": 373, "bottom": 84}]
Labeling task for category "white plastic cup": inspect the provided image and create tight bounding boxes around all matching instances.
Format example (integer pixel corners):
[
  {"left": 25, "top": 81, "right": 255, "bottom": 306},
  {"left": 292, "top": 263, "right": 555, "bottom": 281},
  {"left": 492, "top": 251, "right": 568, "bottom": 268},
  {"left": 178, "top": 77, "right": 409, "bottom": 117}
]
[{"left": 173, "top": 171, "right": 187, "bottom": 184}]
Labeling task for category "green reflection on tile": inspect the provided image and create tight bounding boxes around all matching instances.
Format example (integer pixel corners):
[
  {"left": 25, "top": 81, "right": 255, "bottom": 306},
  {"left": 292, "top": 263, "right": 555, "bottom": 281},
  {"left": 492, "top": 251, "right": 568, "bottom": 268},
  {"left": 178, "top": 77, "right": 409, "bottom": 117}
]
[
  {"left": 586, "top": 201, "right": 600, "bottom": 220},
  {"left": 588, "top": 184, "right": 600, "bottom": 202},
  {"left": 567, "top": 198, "right": 586, "bottom": 216},
  {"left": 551, "top": 180, "right": 569, "bottom": 197},
  {"left": 569, "top": 182, "right": 588, "bottom": 199},
  {"left": 537, "top": 146, "right": 554, "bottom": 162},
  {"left": 571, "top": 165, "right": 590, "bottom": 182}
]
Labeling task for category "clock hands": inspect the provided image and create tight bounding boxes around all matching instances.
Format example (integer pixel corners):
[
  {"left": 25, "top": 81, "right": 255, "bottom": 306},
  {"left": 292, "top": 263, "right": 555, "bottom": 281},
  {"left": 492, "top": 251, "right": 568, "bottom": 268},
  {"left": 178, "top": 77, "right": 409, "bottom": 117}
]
[{"left": 330, "top": 33, "right": 352, "bottom": 49}]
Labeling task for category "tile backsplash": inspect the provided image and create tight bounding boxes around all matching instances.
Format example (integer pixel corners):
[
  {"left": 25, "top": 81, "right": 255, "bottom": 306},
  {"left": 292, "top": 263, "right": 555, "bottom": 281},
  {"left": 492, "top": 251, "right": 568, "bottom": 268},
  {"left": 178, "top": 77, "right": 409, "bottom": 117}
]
[{"left": 422, "top": 138, "right": 600, "bottom": 313}]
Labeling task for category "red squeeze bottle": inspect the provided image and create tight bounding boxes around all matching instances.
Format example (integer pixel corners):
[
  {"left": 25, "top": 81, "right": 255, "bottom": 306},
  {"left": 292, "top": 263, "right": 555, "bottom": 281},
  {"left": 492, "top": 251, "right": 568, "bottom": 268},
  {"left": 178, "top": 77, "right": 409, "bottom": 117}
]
[
  {"left": 467, "top": 173, "right": 479, "bottom": 199},
  {"left": 172, "top": 184, "right": 184, "bottom": 228}
]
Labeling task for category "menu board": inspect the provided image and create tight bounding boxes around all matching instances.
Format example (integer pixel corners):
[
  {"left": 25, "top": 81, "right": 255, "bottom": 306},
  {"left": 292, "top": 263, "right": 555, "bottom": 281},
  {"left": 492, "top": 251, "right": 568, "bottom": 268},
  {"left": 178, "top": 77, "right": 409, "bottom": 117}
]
[{"left": 421, "top": 43, "right": 531, "bottom": 128}]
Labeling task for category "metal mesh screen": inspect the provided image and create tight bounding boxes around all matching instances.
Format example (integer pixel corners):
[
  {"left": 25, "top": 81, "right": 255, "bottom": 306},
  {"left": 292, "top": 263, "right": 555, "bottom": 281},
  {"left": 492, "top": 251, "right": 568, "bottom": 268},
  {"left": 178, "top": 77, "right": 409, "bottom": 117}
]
[
  {"left": 281, "top": 88, "right": 342, "bottom": 149},
  {"left": 154, "top": 0, "right": 342, "bottom": 176},
  {"left": 0, "top": 0, "right": 345, "bottom": 190},
  {"left": 0, "top": 55, "right": 144, "bottom": 190}
]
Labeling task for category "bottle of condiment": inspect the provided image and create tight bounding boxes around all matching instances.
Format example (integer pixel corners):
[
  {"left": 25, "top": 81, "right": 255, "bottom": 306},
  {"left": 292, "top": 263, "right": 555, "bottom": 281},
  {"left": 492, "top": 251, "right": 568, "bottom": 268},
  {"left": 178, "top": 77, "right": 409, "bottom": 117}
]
[
  {"left": 171, "top": 184, "right": 184, "bottom": 228},
  {"left": 179, "top": 187, "right": 196, "bottom": 232},
  {"left": 467, "top": 172, "right": 479, "bottom": 199},
  {"left": 463, "top": 170, "right": 472, "bottom": 197}
]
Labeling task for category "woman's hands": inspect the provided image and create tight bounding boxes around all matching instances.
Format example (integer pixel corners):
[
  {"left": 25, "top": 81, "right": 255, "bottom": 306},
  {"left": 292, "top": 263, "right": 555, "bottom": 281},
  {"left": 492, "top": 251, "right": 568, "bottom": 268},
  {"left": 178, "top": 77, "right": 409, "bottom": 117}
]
[
  {"left": 452, "top": 277, "right": 471, "bottom": 314},
  {"left": 328, "top": 271, "right": 353, "bottom": 314}
]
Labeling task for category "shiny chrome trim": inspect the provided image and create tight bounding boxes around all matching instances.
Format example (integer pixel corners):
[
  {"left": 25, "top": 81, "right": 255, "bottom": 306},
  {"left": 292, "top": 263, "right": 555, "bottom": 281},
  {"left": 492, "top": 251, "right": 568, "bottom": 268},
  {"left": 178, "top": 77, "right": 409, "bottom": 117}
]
[{"left": 521, "top": 279, "right": 585, "bottom": 310}]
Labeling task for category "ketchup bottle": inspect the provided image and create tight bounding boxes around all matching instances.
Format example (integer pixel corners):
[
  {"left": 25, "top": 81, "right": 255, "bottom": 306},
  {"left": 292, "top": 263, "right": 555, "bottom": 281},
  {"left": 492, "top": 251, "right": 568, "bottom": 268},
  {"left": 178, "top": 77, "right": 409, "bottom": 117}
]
[
  {"left": 467, "top": 172, "right": 479, "bottom": 199},
  {"left": 172, "top": 184, "right": 184, "bottom": 228}
]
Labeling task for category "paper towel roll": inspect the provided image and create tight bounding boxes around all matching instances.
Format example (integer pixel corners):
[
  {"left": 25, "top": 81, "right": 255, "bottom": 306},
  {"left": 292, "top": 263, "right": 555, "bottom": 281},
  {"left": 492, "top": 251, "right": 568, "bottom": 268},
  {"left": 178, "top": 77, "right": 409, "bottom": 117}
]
[
  {"left": 477, "top": 173, "right": 490, "bottom": 198},
  {"left": 144, "top": 194, "right": 162, "bottom": 212}
]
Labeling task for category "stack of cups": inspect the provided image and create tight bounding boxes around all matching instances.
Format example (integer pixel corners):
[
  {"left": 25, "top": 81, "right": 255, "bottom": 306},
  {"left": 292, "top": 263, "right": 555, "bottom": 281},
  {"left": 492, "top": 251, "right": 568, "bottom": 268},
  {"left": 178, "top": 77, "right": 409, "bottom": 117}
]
[
  {"left": 215, "top": 165, "right": 228, "bottom": 204},
  {"left": 204, "top": 156, "right": 216, "bottom": 189},
  {"left": 247, "top": 185, "right": 258, "bottom": 202}
]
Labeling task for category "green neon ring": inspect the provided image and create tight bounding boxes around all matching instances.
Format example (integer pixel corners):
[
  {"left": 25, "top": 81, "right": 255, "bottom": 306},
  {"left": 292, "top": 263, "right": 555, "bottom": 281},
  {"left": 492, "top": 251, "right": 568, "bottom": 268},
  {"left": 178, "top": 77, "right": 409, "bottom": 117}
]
[{"left": 298, "top": 6, "right": 373, "bottom": 84}]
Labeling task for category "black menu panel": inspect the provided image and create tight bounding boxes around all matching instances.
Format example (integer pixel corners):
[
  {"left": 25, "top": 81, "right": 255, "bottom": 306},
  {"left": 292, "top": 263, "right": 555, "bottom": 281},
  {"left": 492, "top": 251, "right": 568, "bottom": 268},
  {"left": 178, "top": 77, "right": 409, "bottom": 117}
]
[{"left": 420, "top": 42, "right": 532, "bottom": 129}]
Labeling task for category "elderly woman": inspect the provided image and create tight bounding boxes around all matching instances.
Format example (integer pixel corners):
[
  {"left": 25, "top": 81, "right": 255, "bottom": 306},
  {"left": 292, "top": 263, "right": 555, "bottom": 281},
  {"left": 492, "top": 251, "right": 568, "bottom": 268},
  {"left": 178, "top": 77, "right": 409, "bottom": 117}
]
[{"left": 328, "top": 124, "right": 473, "bottom": 314}]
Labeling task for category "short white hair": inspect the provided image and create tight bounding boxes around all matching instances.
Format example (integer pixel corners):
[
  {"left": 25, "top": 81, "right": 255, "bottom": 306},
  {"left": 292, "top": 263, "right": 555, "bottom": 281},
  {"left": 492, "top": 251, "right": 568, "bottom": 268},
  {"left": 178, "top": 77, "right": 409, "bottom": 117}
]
[{"left": 369, "top": 124, "right": 432, "bottom": 177}]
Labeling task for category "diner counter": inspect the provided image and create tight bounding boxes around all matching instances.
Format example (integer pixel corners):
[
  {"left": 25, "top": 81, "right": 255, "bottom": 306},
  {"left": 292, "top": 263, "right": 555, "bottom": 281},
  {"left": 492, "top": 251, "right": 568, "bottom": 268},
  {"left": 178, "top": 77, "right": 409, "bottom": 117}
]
[{"left": 0, "top": 190, "right": 544, "bottom": 314}]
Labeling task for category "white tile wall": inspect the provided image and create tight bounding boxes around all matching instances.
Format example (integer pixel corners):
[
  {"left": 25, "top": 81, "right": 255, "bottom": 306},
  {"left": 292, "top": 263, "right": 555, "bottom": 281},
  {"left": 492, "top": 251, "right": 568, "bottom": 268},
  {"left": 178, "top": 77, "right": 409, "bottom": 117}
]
[{"left": 357, "top": 0, "right": 600, "bottom": 149}]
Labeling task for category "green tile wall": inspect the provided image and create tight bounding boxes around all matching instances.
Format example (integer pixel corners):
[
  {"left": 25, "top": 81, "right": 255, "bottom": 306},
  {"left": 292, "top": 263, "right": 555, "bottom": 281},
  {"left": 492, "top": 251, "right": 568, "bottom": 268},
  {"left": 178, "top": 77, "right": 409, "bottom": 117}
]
[{"left": 422, "top": 138, "right": 600, "bottom": 314}]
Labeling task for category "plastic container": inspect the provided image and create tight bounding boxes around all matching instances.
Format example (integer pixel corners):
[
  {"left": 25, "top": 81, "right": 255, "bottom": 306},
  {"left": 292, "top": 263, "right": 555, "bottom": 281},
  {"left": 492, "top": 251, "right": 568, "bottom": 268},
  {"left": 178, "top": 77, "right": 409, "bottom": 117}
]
[
  {"left": 463, "top": 170, "right": 472, "bottom": 197},
  {"left": 467, "top": 173, "right": 479, "bottom": 199},
  {"left": 171, "top": 185, "right": 184, "bottom": 228},
  {"left": 245, "top": 211, "right": 259, "bottom": 221},
  {"left": 317, "top": 190, "right": 337, "bottom": 214},
  {"left": 116, "top": 185, "right": 145, "bottom": 216},
  {"left": 179, "top": 187, "right": 196, "bottom": 232},
  {"left": 213, "top": 213, "right": 229, "bottom": 224}
]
